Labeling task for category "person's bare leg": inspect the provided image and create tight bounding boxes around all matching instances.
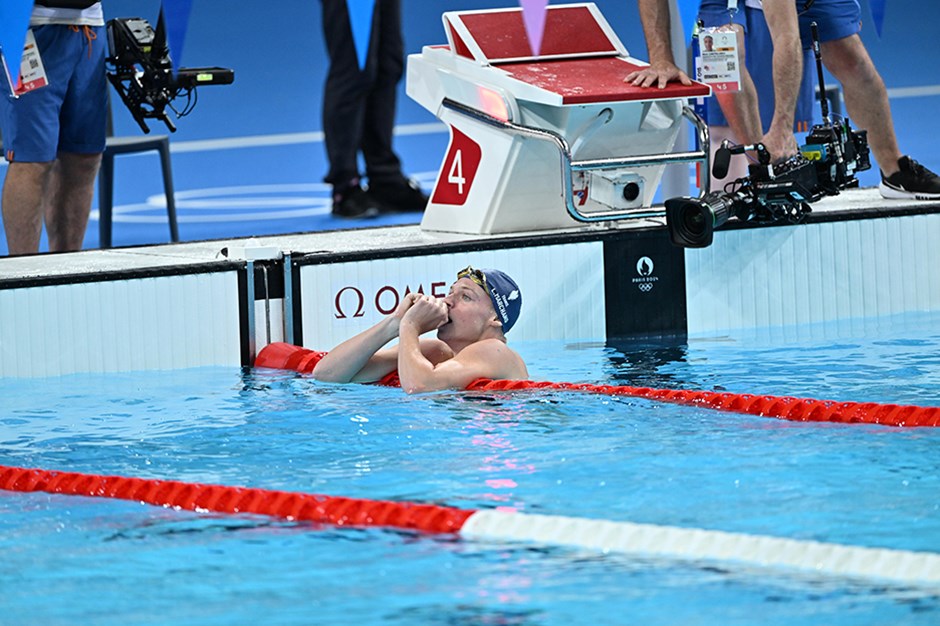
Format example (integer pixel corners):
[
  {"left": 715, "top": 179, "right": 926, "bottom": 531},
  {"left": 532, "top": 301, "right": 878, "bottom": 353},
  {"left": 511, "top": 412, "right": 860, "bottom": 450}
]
[
  {"left": 715, "top": 25, "right": 764, "bottom": 146},
  {"left": 820, "top": 34, "right": 901, "bottom": 176},
  {"left": 2, "top": 161, "right": 54, "bottom": 255},
  {"left": 44, "top": 151, "right": 101, "bottom": 252}
]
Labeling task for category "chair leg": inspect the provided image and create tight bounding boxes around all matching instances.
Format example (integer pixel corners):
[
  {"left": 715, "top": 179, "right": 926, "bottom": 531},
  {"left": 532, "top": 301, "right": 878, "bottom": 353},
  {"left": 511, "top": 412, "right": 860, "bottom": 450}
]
[
  {"left": 157, "top": 140, "right": 179, "bottom": 242},
  {"left": 98, "top": 153, "right": 115, "bottom": 249}
]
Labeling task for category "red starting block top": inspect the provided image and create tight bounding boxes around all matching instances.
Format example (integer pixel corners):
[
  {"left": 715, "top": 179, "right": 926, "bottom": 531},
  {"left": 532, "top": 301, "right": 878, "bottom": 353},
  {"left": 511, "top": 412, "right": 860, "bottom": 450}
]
[
  {"left": 446, "top": 4, "right": 623, "bottom": 63},
  {"left": 450, "top": 5, "right": 619, "bottom": 61},
  {"left": 442, "top": 3, "right": 710, "bottom": 105},
  {"left": 499, "top": 57, "right": 710, "bottom": 104}
]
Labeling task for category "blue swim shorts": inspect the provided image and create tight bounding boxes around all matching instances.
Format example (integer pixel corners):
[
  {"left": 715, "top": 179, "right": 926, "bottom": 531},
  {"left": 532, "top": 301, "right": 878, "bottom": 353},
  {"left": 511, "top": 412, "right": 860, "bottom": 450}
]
[
  {"left": 698, "top": 0, "right": 862, "bottom": 45},
  {"left": 796, "top": 0, "right": 862, "bottom": 45},
  {"left": 0, "top": 24, "right": 107, "bottom": 163}
]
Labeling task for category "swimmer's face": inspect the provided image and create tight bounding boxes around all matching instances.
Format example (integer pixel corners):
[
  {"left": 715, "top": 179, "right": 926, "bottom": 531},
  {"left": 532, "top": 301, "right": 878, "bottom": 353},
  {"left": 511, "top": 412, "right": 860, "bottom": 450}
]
[{"left": 438, "top": 277, "right": 499, "bottom": 340}]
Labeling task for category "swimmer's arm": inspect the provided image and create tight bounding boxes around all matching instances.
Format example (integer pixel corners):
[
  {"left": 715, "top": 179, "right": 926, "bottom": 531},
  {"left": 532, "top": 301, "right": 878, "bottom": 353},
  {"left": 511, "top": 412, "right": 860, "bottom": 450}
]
[
  {"left": 398, "top": 333, "right": 524, "bottom": 394},
  {"left": 314, "top": 292, "right": 434, "bottom": 383},
  {"left": 311, "top": 316, "right": 401, "bottom": 383}
]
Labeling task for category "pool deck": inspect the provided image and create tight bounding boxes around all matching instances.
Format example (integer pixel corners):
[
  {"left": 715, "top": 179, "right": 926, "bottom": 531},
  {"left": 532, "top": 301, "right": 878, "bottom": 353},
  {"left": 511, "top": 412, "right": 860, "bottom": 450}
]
[{"left": 1, "top": 186, "right": 937, "bottom": 285}]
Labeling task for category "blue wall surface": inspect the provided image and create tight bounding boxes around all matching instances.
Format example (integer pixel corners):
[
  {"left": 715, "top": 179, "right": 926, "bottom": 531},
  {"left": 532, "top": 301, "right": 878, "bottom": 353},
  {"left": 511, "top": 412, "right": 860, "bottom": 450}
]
[{"left": 1, "top": 0, "right": 938, "bottom": 253}]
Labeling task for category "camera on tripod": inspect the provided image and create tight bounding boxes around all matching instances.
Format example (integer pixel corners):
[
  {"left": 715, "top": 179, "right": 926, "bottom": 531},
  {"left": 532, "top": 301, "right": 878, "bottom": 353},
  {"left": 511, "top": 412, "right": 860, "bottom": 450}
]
[
  {"left": 106, "top": 13, "right": 234, "bottom": 133},
  {"left": 664, "top": 22, "right": 871, "bottom": 249}
]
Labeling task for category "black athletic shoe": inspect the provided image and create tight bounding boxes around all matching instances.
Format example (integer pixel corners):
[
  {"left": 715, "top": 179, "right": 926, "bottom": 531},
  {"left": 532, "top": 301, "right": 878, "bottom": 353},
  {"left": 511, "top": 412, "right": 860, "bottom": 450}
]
[
  {"left": 879, "top": 156, "right": 940, "bottom": 200},
  {"left": 368, "top": 178, "right": 429, "bottom": 213},
  {"left": 332, "top": 184, "right": 380, "bottom": 219}
]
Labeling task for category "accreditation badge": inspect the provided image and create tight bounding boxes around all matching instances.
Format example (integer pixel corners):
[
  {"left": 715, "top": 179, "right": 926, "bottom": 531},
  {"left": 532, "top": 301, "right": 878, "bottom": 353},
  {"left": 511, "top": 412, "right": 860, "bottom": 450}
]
[
  {"left": 695, "top": 26, "right": 741, "bottom": 94},
  {"left": 1, "top": 29, "right": 50, "bottom": 98}
]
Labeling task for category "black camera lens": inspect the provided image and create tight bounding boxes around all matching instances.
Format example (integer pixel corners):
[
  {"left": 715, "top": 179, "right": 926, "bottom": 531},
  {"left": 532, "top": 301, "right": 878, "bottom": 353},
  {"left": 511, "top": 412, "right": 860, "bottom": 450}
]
[
  {"left": 665, "top": 193, "right": 736, "bottom": 248},
  {"left": 680, "top": 205, "right": 706, "bottom": 237},
  {"left": 622, "top": 182, "right": 641, "bottom": 202}
]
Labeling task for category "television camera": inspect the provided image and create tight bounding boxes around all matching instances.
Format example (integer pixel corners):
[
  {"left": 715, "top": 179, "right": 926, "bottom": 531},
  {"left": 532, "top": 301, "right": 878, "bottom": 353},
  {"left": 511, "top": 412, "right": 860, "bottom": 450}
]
[
  {"left": 106, "top": 13, "right": 234, "bottom": 133},
  {"left": 665, "top": 23, "right": 871, "bottom": 249}
]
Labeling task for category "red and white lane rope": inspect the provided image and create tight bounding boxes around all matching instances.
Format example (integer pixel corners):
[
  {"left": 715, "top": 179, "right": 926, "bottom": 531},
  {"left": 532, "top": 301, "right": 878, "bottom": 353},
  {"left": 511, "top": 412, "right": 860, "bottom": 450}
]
[
  {"left": 255, "top": 343, "right": 940, "bottom": 428},
  {"left": 2, "top": 464, "right": 938, "bottom": 586}
]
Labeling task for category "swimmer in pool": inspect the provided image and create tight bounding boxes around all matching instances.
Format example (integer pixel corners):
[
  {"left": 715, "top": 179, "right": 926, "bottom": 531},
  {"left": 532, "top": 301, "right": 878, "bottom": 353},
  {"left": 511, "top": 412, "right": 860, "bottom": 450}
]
[{"left": 312, "top": 266, "right": 528, "bottom": 393}]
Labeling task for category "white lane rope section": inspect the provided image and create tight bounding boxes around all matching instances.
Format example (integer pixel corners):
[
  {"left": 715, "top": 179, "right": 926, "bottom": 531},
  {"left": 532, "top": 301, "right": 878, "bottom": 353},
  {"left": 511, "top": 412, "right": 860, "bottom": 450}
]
[{"left": 461, "top": 510, "right": 940, "bottom": 587}]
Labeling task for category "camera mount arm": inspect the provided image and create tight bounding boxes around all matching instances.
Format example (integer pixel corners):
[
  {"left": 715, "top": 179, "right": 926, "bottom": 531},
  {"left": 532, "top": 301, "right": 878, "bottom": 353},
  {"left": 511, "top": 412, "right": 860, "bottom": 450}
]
[{"left": 105, "top": 14, "right": 234, "bottom": 134}]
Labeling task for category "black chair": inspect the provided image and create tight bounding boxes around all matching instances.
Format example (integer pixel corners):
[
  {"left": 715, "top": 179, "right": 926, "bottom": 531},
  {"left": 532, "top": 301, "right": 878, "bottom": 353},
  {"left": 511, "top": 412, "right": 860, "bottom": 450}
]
[{"left": 98, "top": 103, "right": 179, "bottom": 248}]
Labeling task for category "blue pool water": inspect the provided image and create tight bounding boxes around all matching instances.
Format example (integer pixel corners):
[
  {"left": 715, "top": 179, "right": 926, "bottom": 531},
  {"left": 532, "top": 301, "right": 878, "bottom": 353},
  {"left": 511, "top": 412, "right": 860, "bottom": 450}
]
[{"left": 1, "top": 312, "right": 939, "bottom": 624}]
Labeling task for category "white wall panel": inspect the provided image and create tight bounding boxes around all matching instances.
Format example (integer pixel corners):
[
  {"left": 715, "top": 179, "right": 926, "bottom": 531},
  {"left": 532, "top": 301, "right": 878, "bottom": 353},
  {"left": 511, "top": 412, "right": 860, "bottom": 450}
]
[
  {"left": 0, "top": 273, "right": 242, "bottom": 377},
  {"left": 685, "top": 214, "right": 940, "bottom": 335},
  {"left": 299, "top": 243, "right": 606, "bottom": 349},
  {"left": 3, "top": 211, "right": 937, "bottom": 377}
]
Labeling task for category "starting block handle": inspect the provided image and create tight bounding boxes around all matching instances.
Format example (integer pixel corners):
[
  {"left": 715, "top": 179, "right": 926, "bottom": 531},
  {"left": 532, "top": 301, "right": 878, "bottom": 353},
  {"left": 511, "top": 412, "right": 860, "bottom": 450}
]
[{"left": 441, "top": 99, "right": 711, "bottom": 224}]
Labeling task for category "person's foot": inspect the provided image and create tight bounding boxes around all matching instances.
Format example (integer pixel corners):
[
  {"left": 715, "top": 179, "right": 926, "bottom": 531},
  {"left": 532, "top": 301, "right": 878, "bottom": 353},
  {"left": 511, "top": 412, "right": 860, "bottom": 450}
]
[
  {"left": 332, "top": 183, "right": 380, "bottom": 219},
  {"left": 879, "top": 156, "right": 940, "bottom": 200},
  {"left": 368, "top": 177, "right": 429, "bottom": 213}
]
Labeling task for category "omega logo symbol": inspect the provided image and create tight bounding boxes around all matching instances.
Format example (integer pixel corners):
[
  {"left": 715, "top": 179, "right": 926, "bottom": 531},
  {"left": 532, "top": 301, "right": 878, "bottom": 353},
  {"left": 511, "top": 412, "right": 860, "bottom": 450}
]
[
  {"left": 334, "top": 281, "right": 447, "bottom": 319},
  {"left": 334, "top": 286, "right": 366, "bottom": 318}
]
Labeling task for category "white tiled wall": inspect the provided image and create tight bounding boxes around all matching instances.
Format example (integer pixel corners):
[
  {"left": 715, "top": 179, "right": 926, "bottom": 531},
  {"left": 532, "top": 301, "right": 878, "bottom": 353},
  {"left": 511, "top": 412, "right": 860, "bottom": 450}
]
[
  {"left": 0, "top": 273, "right": 242, "bottom": 377},
  {"left": 299, "top": 243, "right": 607, "bottom": 349},
  {"left": 685, "top": 213, "right": 940, "bottom": 335}
]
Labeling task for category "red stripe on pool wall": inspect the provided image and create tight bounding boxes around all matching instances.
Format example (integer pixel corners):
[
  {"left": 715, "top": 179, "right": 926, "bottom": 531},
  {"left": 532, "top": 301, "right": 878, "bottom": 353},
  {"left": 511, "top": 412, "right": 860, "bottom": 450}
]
[
  {"left": 0, "top": 465, "right": 475, "bottom": 534},
  {"left": 255, "top": 343, "right": 940, "bottom": 428}
]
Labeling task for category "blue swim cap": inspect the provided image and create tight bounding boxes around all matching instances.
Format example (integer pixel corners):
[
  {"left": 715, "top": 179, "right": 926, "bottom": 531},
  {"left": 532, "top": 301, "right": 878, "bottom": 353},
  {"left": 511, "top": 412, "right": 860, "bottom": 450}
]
[{"left": 457, "top": 266, "right": 522, "bottom": 333}]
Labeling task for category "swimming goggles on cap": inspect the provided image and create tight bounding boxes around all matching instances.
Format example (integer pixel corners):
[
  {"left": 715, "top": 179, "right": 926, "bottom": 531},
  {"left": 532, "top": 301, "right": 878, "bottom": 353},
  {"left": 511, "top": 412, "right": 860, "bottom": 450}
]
[{"left": 457, "top": 266, "right": 489, "bottom": 293}]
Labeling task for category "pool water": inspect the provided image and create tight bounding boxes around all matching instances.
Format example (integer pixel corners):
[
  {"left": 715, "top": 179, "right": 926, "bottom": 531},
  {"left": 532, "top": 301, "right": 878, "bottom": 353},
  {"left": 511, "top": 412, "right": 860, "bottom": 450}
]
[{"left": 1, "top": 312, "right": 939, "bottom": 624}]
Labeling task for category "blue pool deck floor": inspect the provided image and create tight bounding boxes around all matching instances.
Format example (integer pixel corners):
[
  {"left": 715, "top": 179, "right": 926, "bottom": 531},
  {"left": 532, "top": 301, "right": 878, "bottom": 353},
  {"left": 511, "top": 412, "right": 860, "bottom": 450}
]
[{"left": 0, "top": 0, "right": 938, "bottom": 256}]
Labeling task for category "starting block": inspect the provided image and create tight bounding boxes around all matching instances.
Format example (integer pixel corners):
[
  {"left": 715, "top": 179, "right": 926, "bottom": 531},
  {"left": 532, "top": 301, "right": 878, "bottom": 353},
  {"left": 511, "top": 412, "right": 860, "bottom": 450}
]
[{"left": 407, "top": 3, "right": 712, "bottom": 234}]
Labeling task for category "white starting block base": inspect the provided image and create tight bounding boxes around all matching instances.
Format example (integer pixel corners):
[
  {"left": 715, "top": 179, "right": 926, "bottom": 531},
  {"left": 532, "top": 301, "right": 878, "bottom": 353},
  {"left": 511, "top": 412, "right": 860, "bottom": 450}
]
[{"left": 406, "top": 3, "right": 711, "bottom": 235}]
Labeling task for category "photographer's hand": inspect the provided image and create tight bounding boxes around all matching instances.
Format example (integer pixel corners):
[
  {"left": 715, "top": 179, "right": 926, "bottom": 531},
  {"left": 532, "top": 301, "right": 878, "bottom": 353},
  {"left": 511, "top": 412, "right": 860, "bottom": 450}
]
[{"left": 761, "top": 127, "right": 800, "bottom": 164}]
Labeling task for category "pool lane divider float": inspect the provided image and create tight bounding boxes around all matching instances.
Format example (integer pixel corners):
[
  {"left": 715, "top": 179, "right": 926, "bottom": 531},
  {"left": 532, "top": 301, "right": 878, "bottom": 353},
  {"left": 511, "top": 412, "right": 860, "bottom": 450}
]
[
  {"left": 255, "top": 343, "right": 940, "bottom": 428},
  {"left": 2, "top": 463, "right": 938, "bottom": 587}
]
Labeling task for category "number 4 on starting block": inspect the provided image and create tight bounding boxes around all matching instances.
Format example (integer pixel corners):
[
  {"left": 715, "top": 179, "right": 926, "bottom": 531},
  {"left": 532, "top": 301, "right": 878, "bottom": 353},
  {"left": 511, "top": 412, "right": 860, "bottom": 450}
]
[{"left": 431, "top": 127, "right": 482, "bottom": 205}]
